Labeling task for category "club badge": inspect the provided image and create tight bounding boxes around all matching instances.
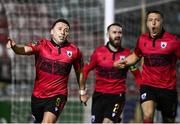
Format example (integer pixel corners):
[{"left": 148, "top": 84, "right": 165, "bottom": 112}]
[
  {"left": 67, "top": 51, "right": 72, "bottom": 57},
  {"left": 120, "top": 56, "right": 125, "bottom": 61},
  {"left": 161, "top": 42, "right": 167, "bottom": 48}
]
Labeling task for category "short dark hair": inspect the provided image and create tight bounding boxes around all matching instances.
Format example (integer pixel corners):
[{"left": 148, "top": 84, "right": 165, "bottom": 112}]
[
  {"left": 146, "top": 10, "right": 164, "bottom": 20},
  {"left": 107, "top": 23, "right": 123, "bottom": 31},
  {"left": 51, "top": 18, "right": 70, "bottom": 29}
]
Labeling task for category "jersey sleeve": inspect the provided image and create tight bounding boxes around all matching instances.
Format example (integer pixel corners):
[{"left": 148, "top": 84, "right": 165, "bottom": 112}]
[
  {"left": 84, "top": 49, "right": 98, "bottom": 81},
  {"left": 73, "top": 48, "right": 84, "bottom": 73},
  {"left": 130, "top": 64, "right": 142, "bottom": 86},
  {"left": 134, "top": 37, "right": 142, "bottom": 58},
  {"left": 27, "top": 40, "right": 41, "bottom": 53},
  {"left": 174, "top": 36, "right": 180, "bottom": 59}
]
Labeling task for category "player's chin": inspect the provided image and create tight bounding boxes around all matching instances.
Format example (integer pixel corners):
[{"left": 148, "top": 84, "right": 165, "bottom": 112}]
[
  {"left": 58, "top": 38, "right": 66, "bottom": 43},
  {"left": 150, "top": 32, "right": 158, "bottom": 38},
  {"left": 114, "top": 43, "right": 121, "bottom": 48}
]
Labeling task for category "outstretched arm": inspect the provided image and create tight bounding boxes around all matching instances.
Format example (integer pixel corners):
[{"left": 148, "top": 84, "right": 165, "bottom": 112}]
[
  {"left": 114, "top": 52, "right": 139, "bottom": 68},
  {"left": 6, "top": 38, "right": 34, "bottom": 55}
]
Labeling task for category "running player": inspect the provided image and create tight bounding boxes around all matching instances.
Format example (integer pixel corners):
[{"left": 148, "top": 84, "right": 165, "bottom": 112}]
[
  {"left": 84, "top": 23, "right": 142, "bottom": 123},
  {"left": 114, "top": 10, "right": 180, "bottom": 123},
  {"left": 6, "top": 18, "right": 89, "bottom": 123}
]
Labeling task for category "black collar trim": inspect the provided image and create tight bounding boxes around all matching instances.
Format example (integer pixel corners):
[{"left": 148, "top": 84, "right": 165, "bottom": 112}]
[
  {"left": 106, "top": 42, "right": 123, "bottom": 53},
  {"left": 50, "top": 39, "right": 69, "bottom": 47}
]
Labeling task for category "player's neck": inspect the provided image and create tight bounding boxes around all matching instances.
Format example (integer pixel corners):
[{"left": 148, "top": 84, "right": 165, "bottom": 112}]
[
  {"left": 52, "top": 39, "right": 66, "bottom": 45},
  {"left": 108, "top": 42, "right": 118, "bottom": 52}
]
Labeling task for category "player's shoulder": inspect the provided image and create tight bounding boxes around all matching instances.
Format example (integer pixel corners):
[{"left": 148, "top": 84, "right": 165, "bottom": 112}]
[
  {"left": 123, "top": 47, "right": 131, "bottom": 52},
  {"left": 122, "top": 47, "right": 130, "bottom": 51},
  {"left": 136, "top": 33, "right": 149, "bottom": 44},
  {"left": 65, "top": 42, "right": 83, "bottom": 55},
  {"left": 37, "top": 38, "right": 49, "bottom": 44},
  {"left": 93, "top": 45, "right": 107, "bottom": 53},
  {"left": 96, "top": 45, "right": 106, "bottom": 50},
  {"left": 139, "top": 32, "right": 149, "bottom": 39},
  {"left": 67, "top": 42, "right": 80, "bottom": 50},
  {"left": 164, "top": 32, "right": 179, "bottom": 41},
  {"left": 120, "top": 47, "right": 131, "bottom": 55},
  {"left": 29, "top": 38, "right": 48, "bottom": 46}
]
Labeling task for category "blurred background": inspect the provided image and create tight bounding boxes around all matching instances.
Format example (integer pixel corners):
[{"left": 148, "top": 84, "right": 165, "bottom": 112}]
[{"left": 0, "top": 0, "right": 179, "bottom": 123}]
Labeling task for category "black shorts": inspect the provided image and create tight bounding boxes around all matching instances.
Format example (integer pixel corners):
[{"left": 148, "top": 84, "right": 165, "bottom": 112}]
[
  {"left": 91, "top": 92, "right": 125, "bottom": 123},
  {"left": 140, "top": 85, "right": 178, "bottom": 118},
  {"left": 31, "top": 94, "right": 67, "bottom": 123}
]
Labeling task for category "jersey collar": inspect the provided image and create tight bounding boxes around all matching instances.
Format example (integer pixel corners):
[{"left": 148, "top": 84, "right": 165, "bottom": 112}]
[
  {"left": 50, "top": 39, "right": 69, "bottom": 47},
  {"left": 106, "top": 41, "right": 123, "bottom": 53}
]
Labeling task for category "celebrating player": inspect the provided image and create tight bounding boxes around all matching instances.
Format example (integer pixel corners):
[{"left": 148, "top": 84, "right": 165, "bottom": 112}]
[
  {"left": 114, "top": 10, "right": 180, "bottom": 123},
  {"left": 6, "top": 18, "right": 89, "bottom": 123},
  {"left": 84, "top": 23, "right": 142, "bottom": 123}
]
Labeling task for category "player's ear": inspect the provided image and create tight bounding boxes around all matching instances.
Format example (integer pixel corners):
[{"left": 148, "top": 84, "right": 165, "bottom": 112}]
[
  {"left": 106, "top": 32, "right": 109, "bottom": 38},
  {"left": 50, "top": 29, "right": 53, "bottom": 35}
]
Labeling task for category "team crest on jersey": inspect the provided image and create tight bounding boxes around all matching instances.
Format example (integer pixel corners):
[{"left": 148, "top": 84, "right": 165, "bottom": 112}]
[
  {"left": 120, "top": 56, "right": 125, "bottom": 61},
  {"left": 67, "top": 51, "right": 72, "bottom": 57},
  {"left": 161, "top": 42, "right": 167, "bottom": 48},
  {"left": 141, "top": 93, "right": 147, "bottom": 100}
]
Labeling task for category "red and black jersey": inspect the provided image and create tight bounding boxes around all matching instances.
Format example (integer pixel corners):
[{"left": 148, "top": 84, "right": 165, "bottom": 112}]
[
  {"left": 28, "top": 38, "right": 83, "bottom": 98},
  {"left": 134, "top": 31, "right": 180, "bottom": 90},
  {"left": 84, "top": 43, "right": 133, "bottom": 94}
]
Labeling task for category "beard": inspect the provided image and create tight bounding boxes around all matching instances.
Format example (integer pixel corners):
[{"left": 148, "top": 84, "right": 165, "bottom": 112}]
[{"left": 109, "top": 37, "right": 121, "bottom": 48}]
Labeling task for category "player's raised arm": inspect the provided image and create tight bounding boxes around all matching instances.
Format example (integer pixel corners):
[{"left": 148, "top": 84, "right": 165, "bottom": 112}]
[{"left": 6, "top": 38, "right": 33, "bottom": 55}]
